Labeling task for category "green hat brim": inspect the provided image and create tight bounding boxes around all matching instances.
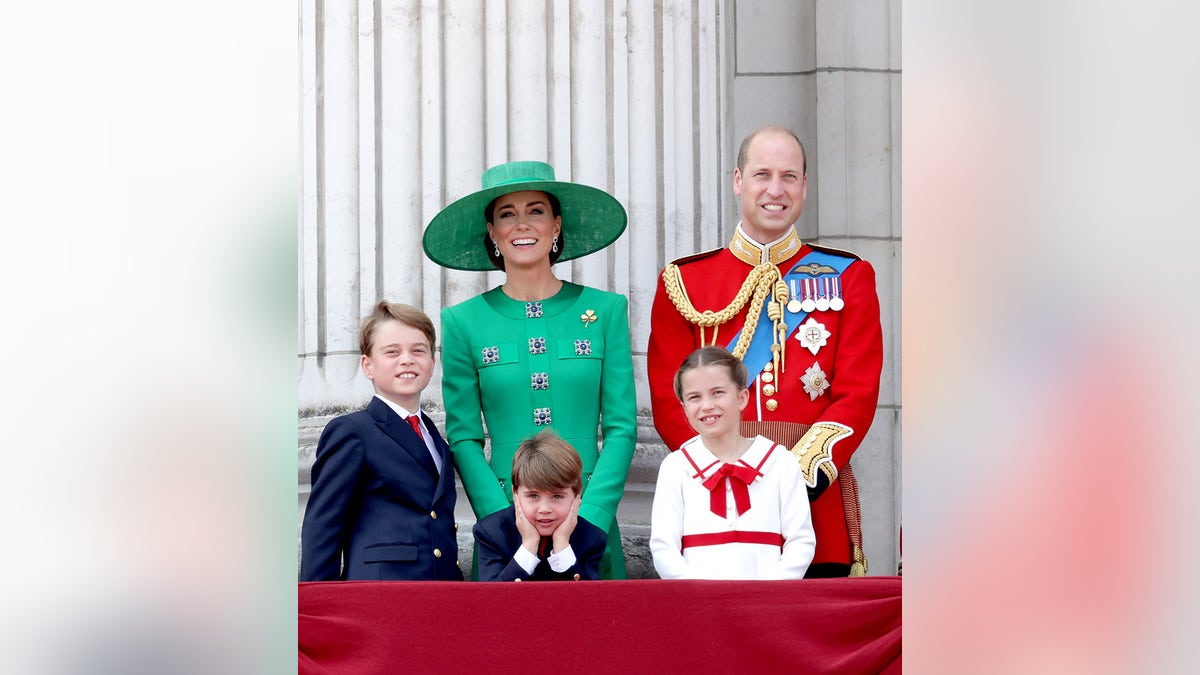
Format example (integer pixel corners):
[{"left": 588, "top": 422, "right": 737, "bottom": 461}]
[{"left": 422, "top": 180, "right": 628, "bottom": 272}]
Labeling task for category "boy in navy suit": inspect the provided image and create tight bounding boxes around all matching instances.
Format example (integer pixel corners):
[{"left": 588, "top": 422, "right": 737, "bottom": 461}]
[
  {"left": 301, "top": 301, "right": 462, "bottom": 581},
  {"left": 473, "top": 431, "right": 607, "bottom": 581}
]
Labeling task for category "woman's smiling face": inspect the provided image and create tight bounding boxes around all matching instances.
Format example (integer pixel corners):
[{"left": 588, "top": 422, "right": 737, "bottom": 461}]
[{"left": 486, "top": 190, "right": 562, "bottom": 270}]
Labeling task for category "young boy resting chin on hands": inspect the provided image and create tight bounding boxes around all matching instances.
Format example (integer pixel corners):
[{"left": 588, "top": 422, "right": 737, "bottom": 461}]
[{"left": 472, "top": 431, "right": 607, "bottom": 581}]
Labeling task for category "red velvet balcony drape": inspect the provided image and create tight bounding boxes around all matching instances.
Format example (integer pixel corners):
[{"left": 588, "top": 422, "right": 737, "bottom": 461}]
[{"left": 300, "top": 577, "right": 901, "bottom": 674}]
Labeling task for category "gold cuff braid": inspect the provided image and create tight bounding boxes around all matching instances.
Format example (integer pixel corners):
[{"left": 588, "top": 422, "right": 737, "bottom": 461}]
[
  {"left": 661, "top": 262, "right": 790, "bottom": 372},
  {"left": 788, "top": 421, "right": 852, "bottom": 489}
]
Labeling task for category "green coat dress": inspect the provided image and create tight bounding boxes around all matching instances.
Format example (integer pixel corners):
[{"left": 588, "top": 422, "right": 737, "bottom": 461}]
[{"left": 441, "top": 282, "right": 637, "bottom": 579}]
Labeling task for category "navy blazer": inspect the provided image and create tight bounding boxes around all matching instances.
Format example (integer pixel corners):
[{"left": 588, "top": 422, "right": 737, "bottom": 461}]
[
  {"left": 301, "top": 397, "right": 461, "bottom": 581},
  {"left": 473, "top": 506, "right": 607, "bottom": 581}
]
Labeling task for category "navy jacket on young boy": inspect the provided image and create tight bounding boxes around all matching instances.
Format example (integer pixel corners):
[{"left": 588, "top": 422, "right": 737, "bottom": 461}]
[
  {"left": 301, "top": 397, "right": 461, "bottom": 581},
  {"left": 473, "top": 506, "right": 607, "bottom": 581}
]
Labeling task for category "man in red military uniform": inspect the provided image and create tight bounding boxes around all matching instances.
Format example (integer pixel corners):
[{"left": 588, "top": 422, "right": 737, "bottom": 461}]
[{"left": 647, "top": 125, "right": 883, "bottom": 578}]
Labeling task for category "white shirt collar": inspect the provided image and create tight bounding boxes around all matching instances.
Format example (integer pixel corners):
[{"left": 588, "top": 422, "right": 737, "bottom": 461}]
[
  {"left": 374, "top": 394, "right": 420, "bottom": 420},
  {"left": 680, "top": 435, "right": 778, "bottom": 481}
]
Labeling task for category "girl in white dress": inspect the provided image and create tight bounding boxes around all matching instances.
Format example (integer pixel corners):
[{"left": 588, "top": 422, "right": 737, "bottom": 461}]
[{"left": 650, "top": 346, "right": 815, "bottom": 579}]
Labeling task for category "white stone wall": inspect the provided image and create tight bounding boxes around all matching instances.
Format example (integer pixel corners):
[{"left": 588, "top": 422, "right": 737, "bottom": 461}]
[{"left": 298, "top": 0, "right": 902, "bottom": 577}]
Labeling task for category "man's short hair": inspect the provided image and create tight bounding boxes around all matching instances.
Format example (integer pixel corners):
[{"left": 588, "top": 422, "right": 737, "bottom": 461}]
[{"left": 736, "top": 125, "right": 807, "bottom": 176}]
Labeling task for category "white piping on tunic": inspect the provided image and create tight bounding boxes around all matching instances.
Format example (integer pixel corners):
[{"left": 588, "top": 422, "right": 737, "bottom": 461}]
[{"left": 753, "top": 373, "right": 763, "bottom": 419}]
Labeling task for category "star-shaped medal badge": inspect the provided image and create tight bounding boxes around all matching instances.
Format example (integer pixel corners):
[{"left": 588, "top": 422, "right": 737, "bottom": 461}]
[
  {"left": 795, "top": 317, "right": 831, "bottom": 355},
  {"left": 801, "top": 362, "right": 830, "bottom": 400}
]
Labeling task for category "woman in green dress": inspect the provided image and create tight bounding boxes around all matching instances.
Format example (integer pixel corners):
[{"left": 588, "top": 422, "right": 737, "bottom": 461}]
[{"left": 423, "top": 161, "right": 636, "bottom": 579}]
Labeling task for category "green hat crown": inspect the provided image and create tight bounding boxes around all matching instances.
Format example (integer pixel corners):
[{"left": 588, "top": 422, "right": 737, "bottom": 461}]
[
  {"left": 423, "top": 160, "right": 628, "bottom": 272},
  {"left": 481, "top": 160, "right": 557, "bottom": 188}
]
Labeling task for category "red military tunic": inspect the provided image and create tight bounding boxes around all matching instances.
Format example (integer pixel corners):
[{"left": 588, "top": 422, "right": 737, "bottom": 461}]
[{"left": 648, "top": 225, "right": 883, "bottom": 569}]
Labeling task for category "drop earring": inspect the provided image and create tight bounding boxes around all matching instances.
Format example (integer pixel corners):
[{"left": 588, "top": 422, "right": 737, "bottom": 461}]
[
  {"left": 552, "top": 236, "right": 559, "bottom": 253},
  {"left": 493, "top": 241, "right": 501, "bottom": 257}
]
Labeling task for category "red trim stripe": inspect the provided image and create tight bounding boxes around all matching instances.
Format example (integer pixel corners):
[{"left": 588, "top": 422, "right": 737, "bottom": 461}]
[
  {"left": 681, "top": 447, "right": 719, "bottom": 480},
  {"left": 680, "top": 530, "right": 785, "bottom": 551},
  {"left": 746, "top": 444, "right": 780, "bottom": 472}
]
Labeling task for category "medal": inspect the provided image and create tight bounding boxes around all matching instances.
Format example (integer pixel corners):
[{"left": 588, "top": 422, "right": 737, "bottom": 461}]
[
  {"left": 829, "top": 276, "right": 845, "bottom": 311},
  {"left": 815, "top": 277, "right": 830, "bottom": 312},
  {"left": 796, "top": 317, "right": 831, "bottom": 356},
  {"left": 800, "top": 278, "right": 817, "bottom": 313},
  {"left": 801, "top": 362, "right": 830, "bottom": 400},
  {"left": 786, "top": 279, "right": 802, "bottom": 313}
]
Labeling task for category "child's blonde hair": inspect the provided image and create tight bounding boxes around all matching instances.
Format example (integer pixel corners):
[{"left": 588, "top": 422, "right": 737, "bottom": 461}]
[
  {"left": 359, "top": 301, "right": 436, "bottom": 355},
  {"left": 512, "top": 430, "right": 583, "bottom": 495},
  {"left": 673, "top": 345, "right": 748, "bottom": 400}
]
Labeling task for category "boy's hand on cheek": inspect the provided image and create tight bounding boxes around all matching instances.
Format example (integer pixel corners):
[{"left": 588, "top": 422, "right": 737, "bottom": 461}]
[
  {"left": 552, "top": 494, "right": 581, "bottom": 553},
  {"left": 514, "top": 496, "right": 540, "bottom": 553}
]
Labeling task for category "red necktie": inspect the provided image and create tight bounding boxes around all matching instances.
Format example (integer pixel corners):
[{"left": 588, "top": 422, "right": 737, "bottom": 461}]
[
  {"left": 406, "top": 414, "right": 424, "bottom": 440},
  {"left": 701, "top": 463, "right": 761, "bottom": 518},
  {"left": 407, "top": 414, "right": 442, "bottom": 474}
]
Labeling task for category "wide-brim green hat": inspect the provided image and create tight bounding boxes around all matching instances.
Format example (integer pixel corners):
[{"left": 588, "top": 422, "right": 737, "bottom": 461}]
[{"left": 422, "top": 160, "right": 628, "bottom": 271}]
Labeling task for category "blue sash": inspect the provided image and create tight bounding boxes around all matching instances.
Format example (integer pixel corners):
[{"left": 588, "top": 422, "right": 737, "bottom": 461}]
[{"left": 725, "top": 250, "right": 855, "bottom": 386}]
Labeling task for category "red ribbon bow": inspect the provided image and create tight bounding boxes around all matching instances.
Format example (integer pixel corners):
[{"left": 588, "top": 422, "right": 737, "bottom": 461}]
[{"left": 701, "top": 463, "right": 761, "bottom": 518}]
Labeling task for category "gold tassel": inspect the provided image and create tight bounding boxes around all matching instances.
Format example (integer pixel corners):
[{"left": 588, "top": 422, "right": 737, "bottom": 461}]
[{"left": 849, "top": 544, "right": 868, "bottom": 577}]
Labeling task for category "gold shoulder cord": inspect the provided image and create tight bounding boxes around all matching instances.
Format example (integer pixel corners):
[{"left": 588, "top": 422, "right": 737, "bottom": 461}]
[{"left": 662, "top": 262, "right": 791, "bottom": 373}]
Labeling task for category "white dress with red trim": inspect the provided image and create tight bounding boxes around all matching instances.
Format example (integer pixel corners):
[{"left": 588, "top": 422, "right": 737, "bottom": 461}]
[{"left": 649, "top": 435, "right": 815, "bottom": 580}]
